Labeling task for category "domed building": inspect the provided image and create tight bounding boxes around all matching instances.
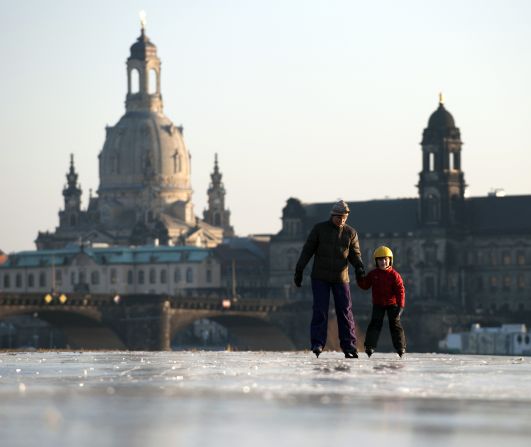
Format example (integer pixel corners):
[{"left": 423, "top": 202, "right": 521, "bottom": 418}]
[{"left": 36, "top": 25, "right": 228, "bottom": 249}]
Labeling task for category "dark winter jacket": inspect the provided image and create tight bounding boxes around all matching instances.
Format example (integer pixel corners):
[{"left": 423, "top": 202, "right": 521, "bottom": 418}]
[
  {"left": 357, "top": 267, "right": 405, "bottom": 308},
  {"left": 295, "top": 219, "right": 364, "bottom": 284}
]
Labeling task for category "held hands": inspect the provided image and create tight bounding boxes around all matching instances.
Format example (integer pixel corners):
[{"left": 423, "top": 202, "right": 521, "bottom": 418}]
[
  {"left": 294, "top": 270, "right": 303, "bottom": 287},
  {"left": 354, "top": 265, "right": 366, "bottom": 280}
]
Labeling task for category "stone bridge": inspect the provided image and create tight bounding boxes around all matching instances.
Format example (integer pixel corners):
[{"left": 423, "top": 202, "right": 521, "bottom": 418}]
[
  {"left": 0, "top": 292, "right": 313, "bottom": 350},
  {"left": 2, "top": 292, "right": 527, "bottom": 351}
]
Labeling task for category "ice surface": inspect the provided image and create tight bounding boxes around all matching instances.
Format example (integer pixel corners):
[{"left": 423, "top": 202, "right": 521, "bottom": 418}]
[{"left": 1, "top": 352, "right": 530, "bottom": 447}]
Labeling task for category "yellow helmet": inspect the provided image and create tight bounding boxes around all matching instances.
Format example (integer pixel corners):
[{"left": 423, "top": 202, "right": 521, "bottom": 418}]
[{"left": 373, "top": 246, "right": 393, "bottom": 265}]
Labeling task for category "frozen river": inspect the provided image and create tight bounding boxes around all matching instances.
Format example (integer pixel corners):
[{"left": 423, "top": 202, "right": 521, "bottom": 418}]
[{"left": 1, "top": 351, "right": 530, "bottom": 447}]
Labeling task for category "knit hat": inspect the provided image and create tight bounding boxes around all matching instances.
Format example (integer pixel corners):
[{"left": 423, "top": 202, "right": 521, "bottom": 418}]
[{"left": 330, "top": 200, "right": 350, "bottom": 216}]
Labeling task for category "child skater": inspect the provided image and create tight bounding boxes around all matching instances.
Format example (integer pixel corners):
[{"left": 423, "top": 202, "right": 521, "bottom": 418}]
[{"left": 357, "top": 246, "right": 406, "bottom": 358}]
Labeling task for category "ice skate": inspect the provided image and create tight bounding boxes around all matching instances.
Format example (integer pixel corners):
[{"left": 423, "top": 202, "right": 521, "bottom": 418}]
[{"left": 312, "top": 345, "right": 323, "bottom": 358}]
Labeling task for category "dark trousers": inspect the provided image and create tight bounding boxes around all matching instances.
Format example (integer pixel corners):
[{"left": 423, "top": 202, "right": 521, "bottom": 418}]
[
  {"left": 364, "top": 305, "right": 406, "bottom": 352},
  {"left": 310, "top": 279, "right": 357, "bottom": 353}
]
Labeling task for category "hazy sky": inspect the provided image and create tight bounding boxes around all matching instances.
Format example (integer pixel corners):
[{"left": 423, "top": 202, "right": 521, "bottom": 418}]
[{"left": 1, "top": 0, "right": 530, "bottom": 253}]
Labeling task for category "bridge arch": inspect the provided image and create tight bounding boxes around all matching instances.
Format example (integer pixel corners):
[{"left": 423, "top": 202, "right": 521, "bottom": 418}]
[
  {"left": 169, "top": 312, "right": 296, "bottom": 350},
  {"left": 0, "top": 308, "right": 126, "bottom": 350}
]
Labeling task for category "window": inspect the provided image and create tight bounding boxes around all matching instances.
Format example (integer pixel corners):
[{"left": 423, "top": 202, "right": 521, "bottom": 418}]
[
  {"left": 206, "top": 270, "right": 212, "bottom": 283},
  {"left": 127, "top": 270, "right": 133, "bottom": 285},
  {"left": 149, "top": 268, "right": 156, "bottom": 284},
  {"left": 131, "top": 68, "right": 140, "bottom": 93},
  {"left": 517, "top": 274, "right": 525, "bottom": 290},
  {"left": 502, "top": 252, "right": 511, "bottom": 265},
  {"left": 517, "top": 251, "right": 526, "bottom": 265},
  {"left": 3, "top": 274, "right": 10, "bottom": 288},
  {"left": 55, "top": 271, "right": 62, "bottom": 286},
  {"left": 28, "top": 273, "right": 34, "bottom": 288},
  {"left": 429, "top": 153, "right": 435, "bottom": 171},
  {"left": 39, "top": 272, "right": 46, "bottom": 287},
  {"left": 490, "top": 276, "right": 498, "bottom": 291},
  {"left": 174, "top": 268, "right": 181, "bottom": 283},
  {"left": 148, "top": 68, "right": 157, "bottom": 94},
  {"left": 160, "top": 270, "right": 167, "bottom": 284},
  {"left": 450, "top": 152, "right": 456, "bottom": 170},
  {"left": 172, "top": 151, "right": 181, "bottom": 174},
  {"left": 15, "top": 274, "right": 22, "bottom": 288},
  {"left": 110, "top": 269, "right": 117, "bottom": 285},
  {"left": 70, "top": 272, "right": 76, "bottom": 285},
  {"left": 186, "top": 267, "right": 193, "bottom": 284},
  {"left": 476, "top": 276, "right": 483, "bottom": 292},
  {"left": 91, "top": 271, "right": 100, "bottom": 285},
  {"left": 490, "top": 252, "right": 497, "bottom": 266},
  {"left": 503, "top": 276, "right": 511, "bottom": 291},
  {"left": 138, "top": 270, "right": 145, "bottom": 284},
  {"left": 425, "top": 276, "right": 435, "bottom": 297}
]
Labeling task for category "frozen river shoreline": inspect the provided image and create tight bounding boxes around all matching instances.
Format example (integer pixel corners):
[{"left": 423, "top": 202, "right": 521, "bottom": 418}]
[{"left": 1, "top": 352, "right": 530, "bottom": 447}]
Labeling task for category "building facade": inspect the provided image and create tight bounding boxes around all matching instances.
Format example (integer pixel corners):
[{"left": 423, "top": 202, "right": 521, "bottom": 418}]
[
  {"left": 270, "top": 97, "right": 531, "bottom": 313},
  {"left": 36, "top": 24, "right": 227, "bottom": 250},
  {"left": 0, "top": 245, "right": 221, "bottom": 297}
]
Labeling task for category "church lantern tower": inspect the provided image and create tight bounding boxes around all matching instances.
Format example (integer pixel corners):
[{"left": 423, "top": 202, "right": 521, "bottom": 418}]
[
  {"left": 203, "top": 154, "right": 234, "bottom": 237},
  {"left": 417, "top": 95, "right": 466, "bottom": 227}
]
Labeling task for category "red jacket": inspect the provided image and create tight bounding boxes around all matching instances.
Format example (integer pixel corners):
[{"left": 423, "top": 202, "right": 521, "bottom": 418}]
[{"left": 357, "top": 267, "right": 405, "bottom": 308}]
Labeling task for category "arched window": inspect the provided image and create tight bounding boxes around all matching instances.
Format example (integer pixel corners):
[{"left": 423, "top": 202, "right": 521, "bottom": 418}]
[
  {"left": 70, "top": 215, "right": 77, "bottom": 226},
  {"left": 15, "top": 273, "right": 22, "bottom": 288},
  {"left": 149, "top": 268, "right": 156, "bottom": 284},
  {"left": 127, "top": 270, "right": 134, "bottom": 285},
  {"left": 429, "top": 153, "right": 435, "bottom": 171},
  {"left": 214, "top": 213, "right": 221, "bottom": 226},
  {"left": 426, "top": 194, "right": 440, "bottom": 222},
  {"left": 148, "top": 68, "right": 158, "bottom": 94},
  {"left": 172, "top": 150, "right": 181, "bottom": 174},
  {"left": 28, "top": 273, "right": 34, "bottom": 288},
  {"left": 39, "top": 272, "right": 46, "bottom": 287},
  {"left": 91, "top": 271, "right": 100, "bottom": 285},
  {"left": 186, "top": 267, "right": 193, "bottom": 284},
  {"left": 131, "top": 68, "right": 140, "bottom": 93}
]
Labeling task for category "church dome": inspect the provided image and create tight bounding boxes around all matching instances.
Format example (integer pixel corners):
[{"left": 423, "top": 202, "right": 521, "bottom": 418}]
[
  {"left": 428, "top": 103, "right": 455, "bottom": 130},
  {"left": 422, "top": 95, "right": 460, "bottom": 144},
  {"left": 97, "top": 26, "right": 194, "bottom": 228},
  {"left": 99, "top": 111, "right": 191, "bottom": 198}
]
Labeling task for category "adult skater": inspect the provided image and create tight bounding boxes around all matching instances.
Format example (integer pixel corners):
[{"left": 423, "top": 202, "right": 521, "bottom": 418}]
[
  {"left": 293, "top": 200, "right": 365, "bottom": 359},
  {"left": 357, "top": 246, "right": 406, "bottom": 358}
]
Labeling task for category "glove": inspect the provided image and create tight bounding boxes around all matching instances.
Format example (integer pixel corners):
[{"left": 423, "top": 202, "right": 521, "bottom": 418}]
[
  {"left": 355, "top": 265, "right": 366, "bottom": 280},
  {"left": 294, "top": 270, "right": 303, "bottom": 288}
]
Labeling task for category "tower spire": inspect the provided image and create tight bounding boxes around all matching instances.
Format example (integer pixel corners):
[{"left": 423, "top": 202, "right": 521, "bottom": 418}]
[
  {"left": 204, "top": 154, "right": 234, "bottom": 236},
  {"left": 126, "top": 16, "right": 163, "bottom": 113}
]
